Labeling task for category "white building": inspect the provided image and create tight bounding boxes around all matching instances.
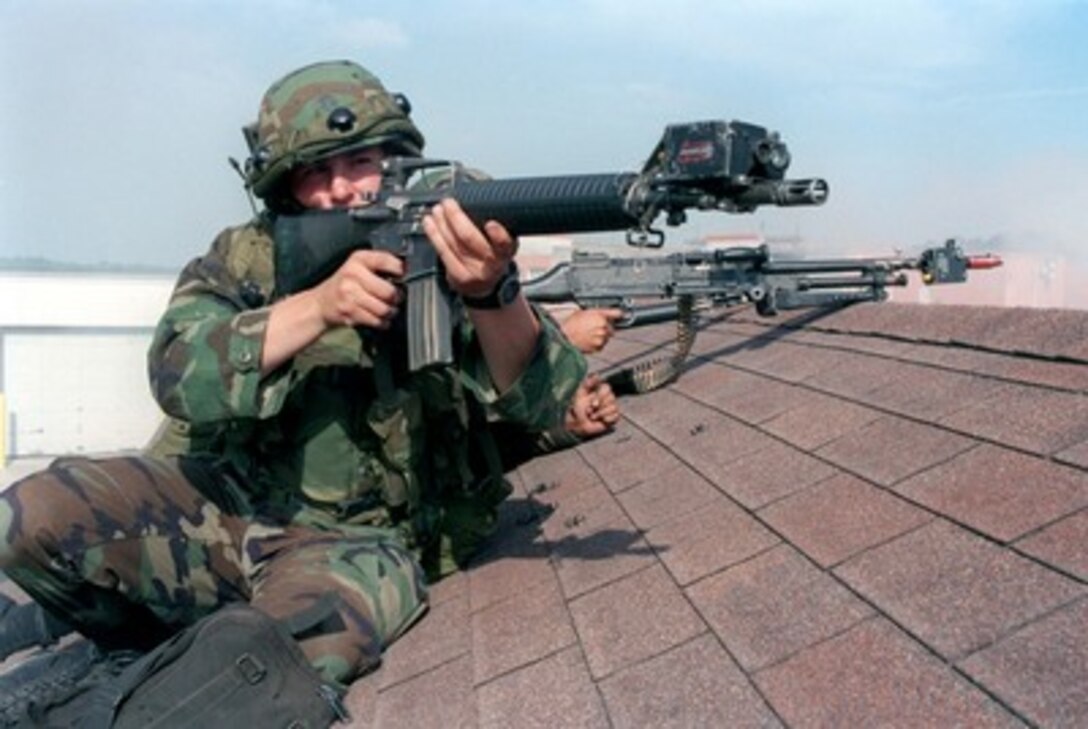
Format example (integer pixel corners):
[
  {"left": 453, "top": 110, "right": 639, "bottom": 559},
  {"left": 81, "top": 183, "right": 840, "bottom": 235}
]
[
  {"left": 0, "top": 270, "right": 175, "bottom": 461},
  {"left": 516, "top": 235, "right": 574, "bottom": 278},
  {"left": 3, "top": 245, "right": 1082, "bottom": 466}
]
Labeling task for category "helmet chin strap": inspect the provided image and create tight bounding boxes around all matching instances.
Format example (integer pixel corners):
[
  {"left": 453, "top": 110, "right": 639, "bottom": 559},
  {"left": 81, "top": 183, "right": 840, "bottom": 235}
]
[{"left": 228, "top": 156, "right": 261, "bottom": 217}]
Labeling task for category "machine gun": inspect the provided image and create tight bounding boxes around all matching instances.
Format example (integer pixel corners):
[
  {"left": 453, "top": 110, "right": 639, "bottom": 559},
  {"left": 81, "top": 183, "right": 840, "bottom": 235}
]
[
  {"left": 272, "top": 120, "right": 827, "bottom": 371},
  {"left": 522, "top": 239, "right": 1002, "bottom": 393}
]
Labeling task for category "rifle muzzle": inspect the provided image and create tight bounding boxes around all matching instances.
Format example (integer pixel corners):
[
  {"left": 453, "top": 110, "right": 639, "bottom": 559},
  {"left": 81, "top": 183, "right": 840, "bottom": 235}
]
[{"left": 734, "top": 178, "right": 829, "bottom": 208}]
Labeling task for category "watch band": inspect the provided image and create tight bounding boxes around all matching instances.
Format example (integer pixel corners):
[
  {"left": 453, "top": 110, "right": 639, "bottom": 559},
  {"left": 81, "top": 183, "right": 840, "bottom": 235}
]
[{"left": 462, "top": 262, "right": 520, "bottom": 310}]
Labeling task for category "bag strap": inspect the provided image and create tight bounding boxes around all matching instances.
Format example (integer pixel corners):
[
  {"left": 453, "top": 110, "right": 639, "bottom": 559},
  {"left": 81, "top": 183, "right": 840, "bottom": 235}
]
[{"left": 279, "top": 593, "right": 344, "bottom": 640}]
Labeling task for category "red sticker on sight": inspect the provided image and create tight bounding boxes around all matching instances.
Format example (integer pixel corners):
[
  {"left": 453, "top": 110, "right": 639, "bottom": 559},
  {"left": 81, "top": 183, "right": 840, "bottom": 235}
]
[{"left": 677, "top": 139, "right": 715, "bottom": 165}]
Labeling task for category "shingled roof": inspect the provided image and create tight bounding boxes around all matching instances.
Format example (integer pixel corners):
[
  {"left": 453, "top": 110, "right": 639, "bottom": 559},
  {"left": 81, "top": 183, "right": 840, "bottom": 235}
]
[{"left": 347, "top": 302, "right": 1088, "bottom": 728}]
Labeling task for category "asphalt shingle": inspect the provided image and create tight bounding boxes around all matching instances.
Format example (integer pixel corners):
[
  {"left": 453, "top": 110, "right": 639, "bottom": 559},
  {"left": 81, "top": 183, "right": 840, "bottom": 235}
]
[
  {"left": 834, "top": 519, "right": 1085, "bottom": 660},
  {"left": 754, "top": 618, "right": 1024, "bottom": 728},
  {"left": 686, "top": 544, "right": 874, "bottom": 672},
  {"left": 300, "top": 303, "right": 1088, "bottom": 726},
  {"left": 960, "top": 597, "right": 1088, "bottom": 727},
  {"left": 598, "top": 634, "right": 782, "bottom": 729},
  {"left": 6, "top": 302, "right": 1087, "bottom": 728}
]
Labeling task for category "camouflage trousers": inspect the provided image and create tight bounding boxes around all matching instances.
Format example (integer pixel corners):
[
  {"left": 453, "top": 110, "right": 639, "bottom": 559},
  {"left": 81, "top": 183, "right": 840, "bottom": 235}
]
[{"left": 0, "top": 456, "right": 428, "bottom": 685}]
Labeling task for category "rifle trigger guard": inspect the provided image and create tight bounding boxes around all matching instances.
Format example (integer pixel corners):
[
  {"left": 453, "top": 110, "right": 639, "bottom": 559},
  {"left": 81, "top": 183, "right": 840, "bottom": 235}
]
[{"left": 627, "top": 227, "right": 665, "bottom": 248}]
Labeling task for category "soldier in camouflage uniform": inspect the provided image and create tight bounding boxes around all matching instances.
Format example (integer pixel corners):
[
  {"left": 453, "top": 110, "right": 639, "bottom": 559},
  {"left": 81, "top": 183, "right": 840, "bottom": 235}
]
[{"left": 0, "top": 60, "right": 610, "bottom": 685}]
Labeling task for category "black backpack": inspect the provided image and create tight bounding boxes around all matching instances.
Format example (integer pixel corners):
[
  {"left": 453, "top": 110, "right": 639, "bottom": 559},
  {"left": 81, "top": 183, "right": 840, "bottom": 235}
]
[{"left": 7, "top": 603, "right": 349, "bottom": 728}]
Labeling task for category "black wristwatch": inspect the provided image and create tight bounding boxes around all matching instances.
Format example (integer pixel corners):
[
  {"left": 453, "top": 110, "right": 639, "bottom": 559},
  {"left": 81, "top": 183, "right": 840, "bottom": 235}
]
[{"left": 462, "top": 263, "right": 521, "bottom": 310}]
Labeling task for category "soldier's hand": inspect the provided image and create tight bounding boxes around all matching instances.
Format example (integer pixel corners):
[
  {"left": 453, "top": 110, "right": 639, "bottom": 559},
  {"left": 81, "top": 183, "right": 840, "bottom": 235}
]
[
  {"left": 422, "top": 198, "right": 517, "bottom": 298},
  {"left": 314, "top": 250, "right": 405, "bottom": 330},
  {"left": 561, "top": 308, "right": 625, "bottom": 354},
  {"left": 565, "top": 374, "right": 620, "bottom": 438}
]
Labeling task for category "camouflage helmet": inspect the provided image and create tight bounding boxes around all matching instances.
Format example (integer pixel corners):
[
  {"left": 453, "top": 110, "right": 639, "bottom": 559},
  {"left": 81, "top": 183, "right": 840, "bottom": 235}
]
[{"left": 244, "top": 60, "right": 425, "bottom": 201}]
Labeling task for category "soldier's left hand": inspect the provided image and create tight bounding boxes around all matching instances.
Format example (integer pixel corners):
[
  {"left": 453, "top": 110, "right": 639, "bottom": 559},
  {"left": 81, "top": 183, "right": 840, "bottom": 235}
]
[
  {"left": 422, "top": 199, "right": 517, "bottom": 299},
  {"left": 565, "top": 374, "right": 620, "bottom": 438}
]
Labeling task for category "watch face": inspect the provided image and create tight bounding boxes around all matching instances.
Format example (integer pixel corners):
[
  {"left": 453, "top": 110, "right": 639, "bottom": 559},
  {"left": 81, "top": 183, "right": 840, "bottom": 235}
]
[
  {"left": 463, "top": 264, "right": 520, "bottom": 309},
  {"left": 498, "top": 272, "right": 521, "bottom": 306}
]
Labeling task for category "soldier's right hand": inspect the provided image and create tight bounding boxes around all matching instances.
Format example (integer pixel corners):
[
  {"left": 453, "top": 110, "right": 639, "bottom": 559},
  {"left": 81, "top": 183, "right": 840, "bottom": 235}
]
[
  {"left": 560, "top": 308, "right": 625, "bottom": 354},
  {"left": 314, "top": 250, "right": 405, "bottom": 330}
]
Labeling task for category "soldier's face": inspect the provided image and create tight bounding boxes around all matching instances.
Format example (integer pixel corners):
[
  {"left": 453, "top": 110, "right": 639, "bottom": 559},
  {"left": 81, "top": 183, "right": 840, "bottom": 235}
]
[{"left": 289, "top": 147, "right": 384, "bottom": 210}]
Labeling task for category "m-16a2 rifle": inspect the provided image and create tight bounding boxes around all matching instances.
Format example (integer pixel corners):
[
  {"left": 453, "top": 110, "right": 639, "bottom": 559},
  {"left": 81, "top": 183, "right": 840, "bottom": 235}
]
[
  {"left": 272, "top": 120, "right": 827, "bottom": 371},
  {"left": 522, "top": 239, "right": 1002, "bottom": 393}
]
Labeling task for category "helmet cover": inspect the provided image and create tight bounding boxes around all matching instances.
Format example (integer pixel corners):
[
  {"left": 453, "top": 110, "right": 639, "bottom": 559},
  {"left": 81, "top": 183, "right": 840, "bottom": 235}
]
[{"left": 246, "top": 60, "right": 424, "bottom": 200}]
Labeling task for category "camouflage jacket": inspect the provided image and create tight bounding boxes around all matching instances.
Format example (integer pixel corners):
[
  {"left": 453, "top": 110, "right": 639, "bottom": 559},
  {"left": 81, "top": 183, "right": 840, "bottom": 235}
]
[{"left": 147, "top": 219, "right": 586, "bottom": 574}]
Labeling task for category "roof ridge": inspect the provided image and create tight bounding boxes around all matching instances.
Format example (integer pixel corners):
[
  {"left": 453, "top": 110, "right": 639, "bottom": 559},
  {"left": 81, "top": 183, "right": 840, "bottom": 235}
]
[
  {"left": 796, "top": 324, "right": 1088, "bottom": 366},
  {"left": 720, "top": 303, "right": 1088, "bottom": 366}
]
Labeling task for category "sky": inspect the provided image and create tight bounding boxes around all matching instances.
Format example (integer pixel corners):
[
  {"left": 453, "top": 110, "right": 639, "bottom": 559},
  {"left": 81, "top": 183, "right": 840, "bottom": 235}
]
[{"left": 1, "top": 0, "right": 1086, "bottom": 271}]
